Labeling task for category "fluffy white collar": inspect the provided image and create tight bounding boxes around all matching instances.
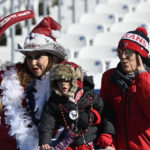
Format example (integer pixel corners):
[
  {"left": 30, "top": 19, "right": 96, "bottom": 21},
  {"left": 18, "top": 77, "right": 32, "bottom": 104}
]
[{"left": 0, "top": 66, "right": 51, "bottom": 150}]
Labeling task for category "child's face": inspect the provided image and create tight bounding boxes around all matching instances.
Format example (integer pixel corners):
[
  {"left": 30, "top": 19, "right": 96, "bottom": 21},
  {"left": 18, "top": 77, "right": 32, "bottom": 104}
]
[{"left": 58, "top": 80, "right": 71, "bottom": 96}]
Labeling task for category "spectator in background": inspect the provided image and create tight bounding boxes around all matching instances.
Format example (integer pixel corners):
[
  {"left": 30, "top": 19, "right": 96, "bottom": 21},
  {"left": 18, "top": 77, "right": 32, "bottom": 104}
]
[
  {"left": 38, "top": 61, "right": 115, "bottom": 150},
  {"left": 100, "top": 27, "right": 150, "bottom": 150},
  {"left": 0, "top": 33, "right": 7, "bottom": 45},
  {"left": 0, "top": 16, "right": 68, "bottom": 150}
]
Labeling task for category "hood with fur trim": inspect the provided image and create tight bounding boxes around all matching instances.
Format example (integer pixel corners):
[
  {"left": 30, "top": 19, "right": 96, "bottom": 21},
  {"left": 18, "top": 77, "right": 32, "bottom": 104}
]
[{"left": 50, "top": 62, "right": 83, "bottom": 97}]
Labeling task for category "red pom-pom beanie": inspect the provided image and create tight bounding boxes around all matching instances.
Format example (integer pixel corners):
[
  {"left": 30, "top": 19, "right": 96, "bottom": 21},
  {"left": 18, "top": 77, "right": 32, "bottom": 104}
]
[{"left": 117, "top": 27, "right": 149, "bottom": 58}]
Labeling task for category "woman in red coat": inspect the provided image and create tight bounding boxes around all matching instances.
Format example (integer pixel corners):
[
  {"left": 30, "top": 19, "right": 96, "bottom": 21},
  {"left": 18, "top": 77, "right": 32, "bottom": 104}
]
[
  {"left": 0, "top": 16, "right": 68, "bottom": 150},
  {"left": 100, "top": 27, "right": 150, "bottom": 150}
]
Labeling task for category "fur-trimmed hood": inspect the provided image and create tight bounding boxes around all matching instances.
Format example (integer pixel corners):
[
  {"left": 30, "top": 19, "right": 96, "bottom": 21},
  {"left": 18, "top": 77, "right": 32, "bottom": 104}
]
[{"left": 50, "top": 62, "right": 83, "bottom": 97}]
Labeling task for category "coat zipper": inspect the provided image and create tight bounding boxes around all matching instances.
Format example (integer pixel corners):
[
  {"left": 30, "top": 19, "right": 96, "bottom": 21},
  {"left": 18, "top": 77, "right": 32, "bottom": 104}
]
[{"left": 124, "top": 93, "right": 130, "bottom": 150}]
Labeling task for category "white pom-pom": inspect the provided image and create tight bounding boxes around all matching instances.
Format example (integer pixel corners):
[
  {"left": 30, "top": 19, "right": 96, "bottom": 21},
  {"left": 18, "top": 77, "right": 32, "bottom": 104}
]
[{"left": 51, "top": 30, "right": 60, "bottom": 38}]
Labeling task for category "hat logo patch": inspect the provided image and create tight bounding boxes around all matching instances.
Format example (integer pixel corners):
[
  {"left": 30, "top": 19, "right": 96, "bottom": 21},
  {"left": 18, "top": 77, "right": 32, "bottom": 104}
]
[
  {"left": 121, "top": 41, "right": 125, "bottom": 49},
  {"left": 121, "top": 41, "right": 128, "bottom": 49}
]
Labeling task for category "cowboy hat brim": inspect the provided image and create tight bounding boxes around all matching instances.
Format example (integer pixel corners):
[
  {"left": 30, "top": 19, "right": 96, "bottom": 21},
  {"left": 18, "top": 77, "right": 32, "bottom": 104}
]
[{"left": 16, "top": 42, "right": 68, "bottom": 60}]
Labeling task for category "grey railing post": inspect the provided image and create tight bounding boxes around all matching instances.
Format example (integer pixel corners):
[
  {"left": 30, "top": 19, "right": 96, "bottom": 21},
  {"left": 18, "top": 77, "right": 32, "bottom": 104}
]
[
  {"left": 43, "top": 0, "right": 47, "bottom": 17},
  {"left": 84, "top": 0, "right": 88, "bottom": 13},
  {"left": 58, "top": 0, "right": 61, "bottom": 24},
  {"left": 10, "top": 0, "right": 15, "bottom": 62},
  {"left": 72, "top": 0, "right": 75, "bottom": 23},
  {"left": 27, "top": 0, "right": 32, "bottom": 34}
]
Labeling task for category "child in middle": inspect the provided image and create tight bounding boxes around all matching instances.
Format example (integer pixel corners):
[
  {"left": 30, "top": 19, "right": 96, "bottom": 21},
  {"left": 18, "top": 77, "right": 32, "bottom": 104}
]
[{"left": 38, "top": 61, "right": 115, "bottom": 150}]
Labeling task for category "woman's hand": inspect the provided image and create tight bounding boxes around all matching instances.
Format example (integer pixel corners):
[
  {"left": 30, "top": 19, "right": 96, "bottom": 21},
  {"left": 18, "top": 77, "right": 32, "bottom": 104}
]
[
  {"left": 136, "top": 54, "right": 145, "bottom": 72},
  {"left": 105, "top": 146, "right": 116, "bottom": 150},
  {"left": 38, "top": 144, "right": 54, "bottom": 150},
  {"left": 130, "top": 54, "right": 145, "bottom": 73}
]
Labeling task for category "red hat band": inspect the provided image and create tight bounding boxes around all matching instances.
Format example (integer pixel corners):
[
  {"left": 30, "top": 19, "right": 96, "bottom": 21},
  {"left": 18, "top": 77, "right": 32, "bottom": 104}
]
[{"left": 118, "top": 39, "right": 149, "bottom": 58}]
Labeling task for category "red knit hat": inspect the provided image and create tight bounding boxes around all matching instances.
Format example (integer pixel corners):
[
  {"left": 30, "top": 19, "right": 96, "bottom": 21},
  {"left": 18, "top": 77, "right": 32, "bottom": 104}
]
[
  {"left": 17, "top": 16, "right": 68, "bottom": 60},
  {"left": 117, "top": 27, "right": 149, "bottom": 58}
]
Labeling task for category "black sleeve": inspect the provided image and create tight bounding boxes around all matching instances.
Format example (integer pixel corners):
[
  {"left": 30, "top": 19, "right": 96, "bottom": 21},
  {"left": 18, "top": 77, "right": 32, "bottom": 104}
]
[
  {"left": 92, "top": 93, "right": 115, "bottom": 135},
  {"left": 92, "top": 93, "right": 104, "bottom": 115},
  {"left": 99, "top": 98, "right": 115, "bottom": 135},
  {"left": 39, "top": 99, "right": 56, "bottom": 146}
]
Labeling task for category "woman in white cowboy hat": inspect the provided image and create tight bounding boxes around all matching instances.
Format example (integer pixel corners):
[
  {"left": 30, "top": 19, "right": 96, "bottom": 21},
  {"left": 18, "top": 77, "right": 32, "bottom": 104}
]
[{"left": 0, "top": 15, "right": 68, "bottom": 150}]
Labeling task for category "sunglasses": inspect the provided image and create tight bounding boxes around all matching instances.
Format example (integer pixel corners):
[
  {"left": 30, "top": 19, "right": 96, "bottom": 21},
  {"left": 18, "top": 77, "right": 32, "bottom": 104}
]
[
  {"left": 57, "top": 79, "right": 72, "bottom": 82},
  {"left": 117, "top": 49, "right": 136, "bottom": 58}
]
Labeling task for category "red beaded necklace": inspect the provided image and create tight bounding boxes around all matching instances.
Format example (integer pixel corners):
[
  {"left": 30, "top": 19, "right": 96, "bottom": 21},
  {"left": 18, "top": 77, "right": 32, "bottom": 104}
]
[{"left": 59, "top": 95, "right": 93, "bottom": 137}]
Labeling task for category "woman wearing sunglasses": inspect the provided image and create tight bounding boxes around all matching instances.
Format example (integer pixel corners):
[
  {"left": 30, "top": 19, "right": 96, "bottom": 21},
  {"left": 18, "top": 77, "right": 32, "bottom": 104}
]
[{"left": 100, "top": 27, "right": 150, "bottom": 150}]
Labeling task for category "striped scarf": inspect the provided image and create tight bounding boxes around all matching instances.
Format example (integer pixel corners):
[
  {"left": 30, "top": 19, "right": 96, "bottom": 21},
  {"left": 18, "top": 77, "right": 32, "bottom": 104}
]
[{"left": 110, "top": 63, "right": 133, "bottom": 92}]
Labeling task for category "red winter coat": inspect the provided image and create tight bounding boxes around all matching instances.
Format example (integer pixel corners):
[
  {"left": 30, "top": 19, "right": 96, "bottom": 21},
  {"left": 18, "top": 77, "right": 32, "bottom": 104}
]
[
  {"left": 0, "top": 65, "right": 25, "bottom": 150},
  {"left": 0, "top": 112, "right": 18, "bottom": 150},
  {"left": 100, "top": 68, "right": 150, "bottom": 150},
  {"left": 0, "top": 70, "right": 18, "bottom": 150}
]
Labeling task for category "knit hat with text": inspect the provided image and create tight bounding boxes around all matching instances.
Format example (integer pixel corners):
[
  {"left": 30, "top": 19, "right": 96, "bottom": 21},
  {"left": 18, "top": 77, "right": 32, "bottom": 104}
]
[{"left": 117, "top": 27, "right": 149, "bottom": 58}]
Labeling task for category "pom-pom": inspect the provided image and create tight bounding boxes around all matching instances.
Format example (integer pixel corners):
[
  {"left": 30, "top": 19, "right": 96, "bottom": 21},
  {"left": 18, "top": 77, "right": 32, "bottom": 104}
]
[
  {"left": 136, "top": 27, "right": 148, "bottom": 36},
  {"left": 51, "top": 30, "right": 60, "bottom": 38}
]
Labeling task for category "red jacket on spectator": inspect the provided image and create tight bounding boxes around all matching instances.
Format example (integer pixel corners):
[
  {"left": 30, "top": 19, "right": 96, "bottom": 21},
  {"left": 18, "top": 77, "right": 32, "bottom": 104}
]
[{"left": 100, "top": 67, "right": 150, "bottom": 150}]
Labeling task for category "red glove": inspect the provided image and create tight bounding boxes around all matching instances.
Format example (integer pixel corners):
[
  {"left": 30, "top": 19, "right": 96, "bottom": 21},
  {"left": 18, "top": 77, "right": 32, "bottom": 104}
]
[{"left": 96, "top": 133, "right": 113, "bottom": 148}]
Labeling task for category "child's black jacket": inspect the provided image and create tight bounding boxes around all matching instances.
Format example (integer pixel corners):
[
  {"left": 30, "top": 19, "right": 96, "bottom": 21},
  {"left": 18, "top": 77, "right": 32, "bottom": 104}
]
[{"left": 39, "top": 76, "right": 115, "bottom": 146}]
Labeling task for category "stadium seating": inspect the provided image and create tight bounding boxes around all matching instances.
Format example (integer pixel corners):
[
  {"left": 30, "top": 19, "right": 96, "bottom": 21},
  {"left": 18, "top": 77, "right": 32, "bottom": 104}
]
[
  {"left": 123, "top": 12, "right": 150, "bottom": 24},
  {"left": 93, "top": 73, "right": 103, "bottom": 90},
  {"left": 57, "top": 33, "right": 86, "bottom": 58},
  {"left": 108, "top": 0, "right": 141, "bottom": 11},
  {"left": 110, "top": 22, "right": 148, "bottom": 33},
  {"left": 136, "top": 2, "right": 150, "bottom": 12},
  {"left": 109, "top": 57, "right": 120, "bottom": 69},
  {"left": 95, "top": 3, "right": 129, "bottom": 22},
  {"left": 80, "top": 12, "right": 116, "bottom": 31},
  {"left": 70, "top": 58, "right": 106, "bottom": 75},
  {"left": 93, "top": 32, "right": 122, "bottom": 48},
  {"left": 78, "top": 45, "right": 118, "bottom": 71},
  {"left": 67, "top": 23, "right": 104, "bottom": 45}
]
